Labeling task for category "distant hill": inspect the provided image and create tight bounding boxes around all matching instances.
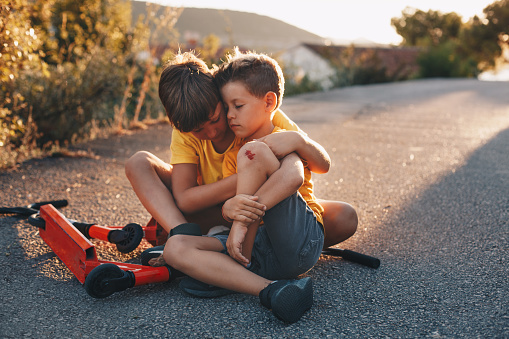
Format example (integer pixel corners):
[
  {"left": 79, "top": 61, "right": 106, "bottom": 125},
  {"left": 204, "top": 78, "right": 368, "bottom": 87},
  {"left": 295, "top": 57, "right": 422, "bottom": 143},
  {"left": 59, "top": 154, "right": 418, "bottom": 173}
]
[{"left": 131, "top": 1, "right": 327, "bottom": 53}]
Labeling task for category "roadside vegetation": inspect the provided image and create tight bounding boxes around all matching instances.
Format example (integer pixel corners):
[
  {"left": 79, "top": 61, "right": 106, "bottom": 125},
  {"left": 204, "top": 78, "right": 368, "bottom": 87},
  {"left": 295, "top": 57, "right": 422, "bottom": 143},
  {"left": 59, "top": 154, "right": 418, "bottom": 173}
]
[
  {"left": 287, "top": 0, "right": 509, "bottom": 94},
  {"left": 1, "top": 0, "right": 508, "bottom": 169},
  {"left": 391, "top": 3, "right": 509, "bottom": 78}
]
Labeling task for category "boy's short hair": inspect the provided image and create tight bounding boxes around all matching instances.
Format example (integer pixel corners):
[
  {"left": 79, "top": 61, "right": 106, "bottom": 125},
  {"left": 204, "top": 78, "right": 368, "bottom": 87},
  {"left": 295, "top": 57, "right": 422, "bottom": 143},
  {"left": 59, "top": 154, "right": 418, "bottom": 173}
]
[
  {"left": 214, "top": 48, "right": 285, "bottom": 110},
  {"left": 159, "top": 51, "right": 221, "bottom": 132}
]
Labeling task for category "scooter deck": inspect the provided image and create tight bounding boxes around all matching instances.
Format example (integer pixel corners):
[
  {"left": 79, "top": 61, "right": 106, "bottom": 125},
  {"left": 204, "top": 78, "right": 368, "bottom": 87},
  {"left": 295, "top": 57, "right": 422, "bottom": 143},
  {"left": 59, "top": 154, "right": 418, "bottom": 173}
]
[
  {"left": 38, "top": 205, "right": 169, "bottom": 285},
  {"left": 39, "top": 204, "right": 98, "bottom": 284}
]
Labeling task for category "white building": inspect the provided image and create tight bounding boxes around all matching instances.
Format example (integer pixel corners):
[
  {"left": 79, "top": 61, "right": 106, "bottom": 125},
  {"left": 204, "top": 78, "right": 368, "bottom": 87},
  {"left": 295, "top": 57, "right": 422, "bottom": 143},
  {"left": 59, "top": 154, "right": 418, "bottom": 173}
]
[{"left": 278, "top": 44, "right": 336, "bottom": 90}]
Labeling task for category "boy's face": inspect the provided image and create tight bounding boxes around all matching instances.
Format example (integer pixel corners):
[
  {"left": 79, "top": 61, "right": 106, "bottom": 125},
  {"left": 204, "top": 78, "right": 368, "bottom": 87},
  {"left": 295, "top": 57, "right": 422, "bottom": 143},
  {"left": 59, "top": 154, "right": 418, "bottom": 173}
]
[
  {"left": 221, "top": 81, "right": 271, "bottom": 140},
  {"left": 190, "top": 102, "right": 229, "bottom": 142}
]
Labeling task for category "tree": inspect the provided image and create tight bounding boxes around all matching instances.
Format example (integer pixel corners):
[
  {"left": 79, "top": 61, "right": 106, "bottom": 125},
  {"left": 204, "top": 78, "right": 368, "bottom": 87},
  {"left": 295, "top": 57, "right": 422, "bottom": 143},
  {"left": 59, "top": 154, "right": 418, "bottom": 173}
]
[
  {"left": 391, "top": 7, "right": 463, "bottom": 47},
  {"left": 127, "top": 3, "right": 182, "bottom": 129},
  {"left": 1, "top": 0, "right": 45, "bottom": 152},
  {"left": 484, "top": 0, "right": 509, "bottom": 39},
  {"left": 1, "top": 0, "right": 45, "bottom": 96},
  {"left": 1, "top": 0, "right": 183, "bottom": 168},
  {"left": 391, "top": 7, "right": 484, "bottom": 77},
  {"left": 459, "top": 16, "right": 501, "bottom": 70},
  {"left": 36, "top": 0, "right": 132, "bottom": 64},
  {"left": 460, "top": 0, "right": 509, "bottom": 70},
  {"left": 0, "top": 0, "right": 138, "bottom": 146},
  {"left": 392, "top": 1, "right": 509, "bottom": 75},
  {"left": 198, "top": 34, "right": 221, "bottom": 65}
]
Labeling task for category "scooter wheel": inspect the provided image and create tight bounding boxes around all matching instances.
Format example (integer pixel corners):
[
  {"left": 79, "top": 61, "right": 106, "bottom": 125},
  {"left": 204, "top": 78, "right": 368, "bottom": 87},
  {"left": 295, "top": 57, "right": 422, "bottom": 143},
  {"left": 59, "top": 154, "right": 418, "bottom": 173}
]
[
  {"left": 84, "top": 264, "right": 125, "bottom": 299},
  {"left": 115, "top": 223, "right": 144, "bottom": 253},
  {"left": 28, "top": 213, "right": 45, "bottom": 229}
]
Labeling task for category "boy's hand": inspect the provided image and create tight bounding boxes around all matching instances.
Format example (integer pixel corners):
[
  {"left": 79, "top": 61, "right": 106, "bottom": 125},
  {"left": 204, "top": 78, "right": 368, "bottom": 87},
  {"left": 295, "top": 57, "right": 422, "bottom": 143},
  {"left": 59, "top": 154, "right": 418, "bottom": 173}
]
[
  {"left": 226, "top": 223, "right": 250, "bottom": 266},
  {"left": 255, "top": 131, "right": 303, "bottom": 159},
  {"left": 223, "top": 194, "right": 266, "bottom": 224}
]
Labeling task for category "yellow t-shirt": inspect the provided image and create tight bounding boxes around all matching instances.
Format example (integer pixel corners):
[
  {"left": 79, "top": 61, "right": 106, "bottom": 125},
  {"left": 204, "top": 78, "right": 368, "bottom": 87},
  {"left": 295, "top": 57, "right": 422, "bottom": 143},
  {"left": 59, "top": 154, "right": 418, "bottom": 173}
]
[
  {"left": 222, "top": 127, "right": 324, "bottom": 225},
  {"left": 170, "top": 109, "right": 303, "bottom": 185}
]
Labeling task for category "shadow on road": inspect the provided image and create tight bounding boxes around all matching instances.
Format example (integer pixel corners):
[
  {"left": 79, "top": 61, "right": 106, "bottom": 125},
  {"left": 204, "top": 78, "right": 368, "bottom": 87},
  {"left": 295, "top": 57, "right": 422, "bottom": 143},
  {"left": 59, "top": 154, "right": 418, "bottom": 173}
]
[
  {"left": 372, "top": 127, "right": 508, "bottom": 335},
  {"left": 383, "top": 126, "right": 508, "bottom": 257}
]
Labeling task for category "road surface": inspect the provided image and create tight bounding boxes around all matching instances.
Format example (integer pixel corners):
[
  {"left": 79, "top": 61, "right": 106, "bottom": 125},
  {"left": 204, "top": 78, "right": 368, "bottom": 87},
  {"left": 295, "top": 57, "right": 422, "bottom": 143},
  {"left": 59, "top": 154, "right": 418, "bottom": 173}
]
[{"left": 1, "top": 79, "right": 507, "bottom": 337}]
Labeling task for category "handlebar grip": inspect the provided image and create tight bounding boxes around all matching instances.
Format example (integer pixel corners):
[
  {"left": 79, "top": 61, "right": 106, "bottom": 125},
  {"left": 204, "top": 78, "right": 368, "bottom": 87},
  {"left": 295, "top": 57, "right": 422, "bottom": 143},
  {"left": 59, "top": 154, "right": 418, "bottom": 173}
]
[
  {"left": 0, "top": 207, "right": 38, "bottom": 215},
  {"left": 340, "top": 249, "right": 381, "bottom": 269},
  {"left": 28, "top": 200, "right": 68, "bottom": 210},
  {"left": 322, "top": 248, "right": 380, "bottom": 269}
]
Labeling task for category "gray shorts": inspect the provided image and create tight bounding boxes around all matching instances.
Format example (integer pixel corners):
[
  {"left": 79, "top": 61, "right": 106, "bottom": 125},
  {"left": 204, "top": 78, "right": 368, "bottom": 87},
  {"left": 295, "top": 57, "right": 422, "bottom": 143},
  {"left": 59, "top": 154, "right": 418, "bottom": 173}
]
[{"left": 212, "top": 192, "right": 324, "bottom": 280}]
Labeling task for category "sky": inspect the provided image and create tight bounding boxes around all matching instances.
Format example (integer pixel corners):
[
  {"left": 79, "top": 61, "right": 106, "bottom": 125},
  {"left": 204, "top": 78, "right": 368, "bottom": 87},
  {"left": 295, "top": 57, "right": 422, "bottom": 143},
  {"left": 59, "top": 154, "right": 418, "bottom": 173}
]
[{"left": 147, "top": 0, "right": 496, "bottom": 45}]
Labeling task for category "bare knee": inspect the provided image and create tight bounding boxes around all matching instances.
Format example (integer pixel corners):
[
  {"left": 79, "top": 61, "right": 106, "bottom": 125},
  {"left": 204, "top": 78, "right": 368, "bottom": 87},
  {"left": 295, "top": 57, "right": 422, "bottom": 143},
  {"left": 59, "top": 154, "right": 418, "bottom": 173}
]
[
  {"left": 322, "top": 201, "right": 358, "bottom": 247},
  {"left": 237, "top": 141, "right": 280, "bottom": 175},
  {"left": 163, "top": 235, "right": 191, "bottom": 270},
  {"left": 125, "top": 151, "right": 153, "bottom": 180},
  {"left": 341, "top": 203, "right": 358, "bottom": 237}
]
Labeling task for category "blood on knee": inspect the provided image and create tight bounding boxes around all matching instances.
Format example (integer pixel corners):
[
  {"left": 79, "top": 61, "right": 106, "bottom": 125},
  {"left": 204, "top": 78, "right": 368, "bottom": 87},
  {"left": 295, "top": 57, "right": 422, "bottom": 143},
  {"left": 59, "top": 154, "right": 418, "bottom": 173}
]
[
  {"left": 244, "top": 149, "right": 255, "bottom": 160},
  {"left": 237, "top": 141, "right": 278, "bottom": 174}
]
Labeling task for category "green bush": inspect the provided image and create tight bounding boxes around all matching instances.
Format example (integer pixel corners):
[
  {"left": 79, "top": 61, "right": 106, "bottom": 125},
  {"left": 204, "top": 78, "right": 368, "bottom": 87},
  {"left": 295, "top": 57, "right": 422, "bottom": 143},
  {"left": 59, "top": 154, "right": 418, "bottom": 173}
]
[
  {"left": 330, "top": 48, "right": 400, "bottom": 88},
  {"left": 352, "top": 65, "right": 390, "bottom": 85},
  {"left": 0, "top": 0, "right": 175, "bottom": 157},
  {"left": 284, "top": 74, "right": 323, "bottom": 96},
  {"left": 418, "top": 41, "right": 479, "bottom": 78},
  {"left": 0, "top": 108, "right": 26, "bottom": 149},
  {"left": 15, "top": 48, "right": 128, "bottom": 145}
]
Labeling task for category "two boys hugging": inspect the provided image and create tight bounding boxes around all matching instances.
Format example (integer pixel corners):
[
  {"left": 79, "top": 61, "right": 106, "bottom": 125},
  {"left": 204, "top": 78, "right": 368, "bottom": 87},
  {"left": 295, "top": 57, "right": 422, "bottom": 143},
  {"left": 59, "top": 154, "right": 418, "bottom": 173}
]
[{"left": 125, "top": 48, "right": 358, "bottom": 323}]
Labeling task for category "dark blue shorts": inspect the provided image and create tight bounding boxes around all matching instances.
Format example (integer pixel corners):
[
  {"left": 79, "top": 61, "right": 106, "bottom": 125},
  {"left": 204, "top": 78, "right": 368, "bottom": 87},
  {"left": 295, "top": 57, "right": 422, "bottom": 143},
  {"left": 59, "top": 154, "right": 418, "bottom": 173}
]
[{"left": 212, "top": 192, "right": 324, "bottom": 280}]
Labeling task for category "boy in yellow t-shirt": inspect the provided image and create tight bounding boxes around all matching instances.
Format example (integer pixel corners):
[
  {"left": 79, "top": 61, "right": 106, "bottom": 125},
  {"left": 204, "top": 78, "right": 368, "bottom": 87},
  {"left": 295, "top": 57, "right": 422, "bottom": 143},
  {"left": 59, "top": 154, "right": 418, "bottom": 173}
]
[
  {"left": 126, "top": 52, "right": 316, "bottom": 237},
  {"left": 125, "top": 51, "right": 357, "bottom": 265},
  {"left": 162, "top": 49, "right": 329, "bottom": 323},
  {"left": 169, "top": 108, "right": 303, "bottom": 186}
]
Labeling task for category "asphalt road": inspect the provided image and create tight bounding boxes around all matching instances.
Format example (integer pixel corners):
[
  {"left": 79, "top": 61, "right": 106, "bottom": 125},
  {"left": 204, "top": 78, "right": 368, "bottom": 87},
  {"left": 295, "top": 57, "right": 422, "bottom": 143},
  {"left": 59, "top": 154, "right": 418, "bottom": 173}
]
[{"left": 1, "top": 79, "right": 507, "bottom": 337}]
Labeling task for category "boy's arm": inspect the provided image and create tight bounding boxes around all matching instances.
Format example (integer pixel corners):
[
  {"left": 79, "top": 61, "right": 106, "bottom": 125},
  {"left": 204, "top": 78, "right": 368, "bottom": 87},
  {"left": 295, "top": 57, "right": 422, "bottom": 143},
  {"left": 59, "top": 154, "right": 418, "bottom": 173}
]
[
  {"left": 226, "top": 152, "right": 305, "bottom": 265},
  {"left": 169, "top": 129, "right": 239, "bottom": 214},
  {"left": 252, "top": 152, "right": 305, "bottom": 208},
  {"left": 255, "top": 131, "right": 331, "bottom": 174},
  {"left": 171, "top": 164, "right": 267, "bottom": 219},
  {"left": 171, "top": 163, "right": 237, "bottom": 213},
  {"left": 222, "top": 152, "right": 305, "bottom": 222}
]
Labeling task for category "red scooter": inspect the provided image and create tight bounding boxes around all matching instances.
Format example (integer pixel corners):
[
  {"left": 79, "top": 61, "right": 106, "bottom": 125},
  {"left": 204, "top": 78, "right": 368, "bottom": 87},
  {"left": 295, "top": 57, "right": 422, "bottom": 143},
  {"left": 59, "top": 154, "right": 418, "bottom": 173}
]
[
  {"left": 2, "top": 200, "right": 172, "bottom": 298},
  {"left": 2, "top": 200, "right": 380, "bottom": 299}
]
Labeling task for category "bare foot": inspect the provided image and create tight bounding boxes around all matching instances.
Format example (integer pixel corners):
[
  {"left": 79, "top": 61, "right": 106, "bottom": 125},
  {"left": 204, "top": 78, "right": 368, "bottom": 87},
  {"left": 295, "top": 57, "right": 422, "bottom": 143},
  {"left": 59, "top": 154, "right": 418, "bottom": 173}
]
[{"left": 148, "top": 254, "right": 166, "bottom": 267}]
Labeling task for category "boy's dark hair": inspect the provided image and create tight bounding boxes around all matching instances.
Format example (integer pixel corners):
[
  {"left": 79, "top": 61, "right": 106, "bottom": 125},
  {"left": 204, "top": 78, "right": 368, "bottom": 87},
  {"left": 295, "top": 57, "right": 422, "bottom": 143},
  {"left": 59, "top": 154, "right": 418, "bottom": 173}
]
[
  {"left": 159, "top": 51, "right": 221, "bottom": 132},
  {"left": 214, "top": 48, "right": 285, "bottom": 110}
]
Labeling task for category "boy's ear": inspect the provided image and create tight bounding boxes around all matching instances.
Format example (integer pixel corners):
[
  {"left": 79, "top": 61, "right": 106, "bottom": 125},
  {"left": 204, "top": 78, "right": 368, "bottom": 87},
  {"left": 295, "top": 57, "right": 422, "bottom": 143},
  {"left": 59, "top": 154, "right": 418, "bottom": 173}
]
[{"left": 263, "top": 91, "right": 278, "bottom": 112}]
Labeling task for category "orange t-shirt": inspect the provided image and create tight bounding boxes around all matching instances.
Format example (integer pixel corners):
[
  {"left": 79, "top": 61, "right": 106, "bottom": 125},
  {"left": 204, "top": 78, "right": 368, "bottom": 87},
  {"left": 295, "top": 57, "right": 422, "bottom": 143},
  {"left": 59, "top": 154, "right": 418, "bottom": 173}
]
[{"left": 222, "top": 127, "right": 324, "bottom": 225}]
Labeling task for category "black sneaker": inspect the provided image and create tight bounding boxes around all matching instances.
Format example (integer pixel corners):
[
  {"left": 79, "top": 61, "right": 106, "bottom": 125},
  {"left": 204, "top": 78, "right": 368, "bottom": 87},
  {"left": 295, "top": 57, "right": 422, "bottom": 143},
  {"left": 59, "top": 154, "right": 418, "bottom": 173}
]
[
  {"left": 179, "top": 276, "right": 235, "bottom": 298},
  {"left": 259, "top": 277, "right": 313, "bottom": 323},
  {"left": 140, "top": 245, "right": 185, "bottom": 281},
  {"left": 142, "top": 222, "right": 203, "bottom": 266},
  {"left": 140, "top": 245, "right": 165, "bottom": 266}
]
